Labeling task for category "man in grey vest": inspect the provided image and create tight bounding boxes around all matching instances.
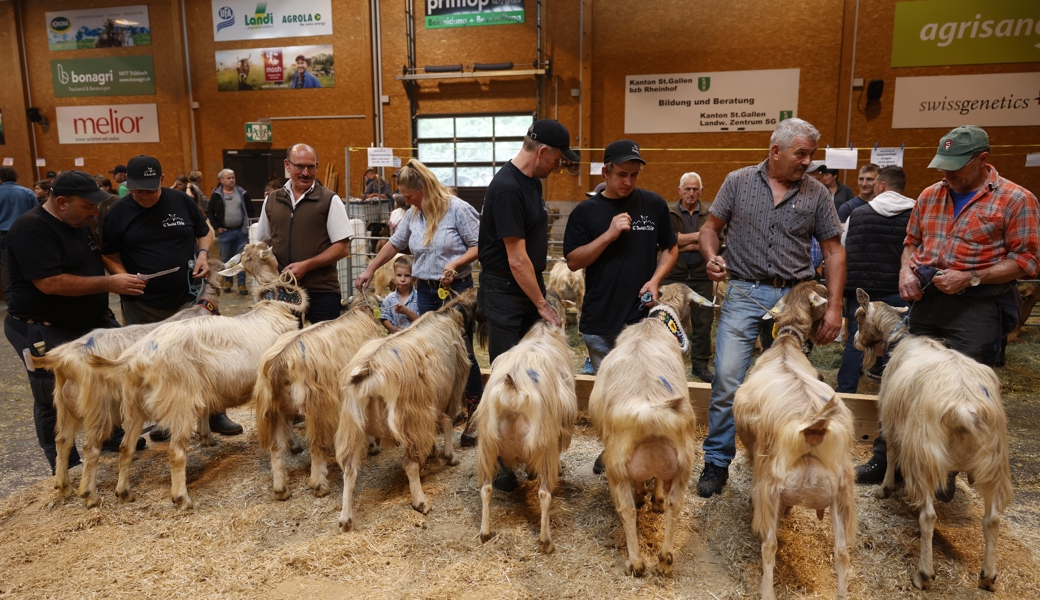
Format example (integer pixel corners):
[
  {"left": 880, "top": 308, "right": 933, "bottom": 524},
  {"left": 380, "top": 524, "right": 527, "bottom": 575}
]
[{"left": 207, "top": 168, "right": 254, "bottom": 295}]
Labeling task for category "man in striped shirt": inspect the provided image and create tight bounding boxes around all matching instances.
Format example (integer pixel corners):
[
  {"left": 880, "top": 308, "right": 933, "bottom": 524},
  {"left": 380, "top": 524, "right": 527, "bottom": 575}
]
[{"left": 695, "top": 118, "right": 845, "bottom": 498}]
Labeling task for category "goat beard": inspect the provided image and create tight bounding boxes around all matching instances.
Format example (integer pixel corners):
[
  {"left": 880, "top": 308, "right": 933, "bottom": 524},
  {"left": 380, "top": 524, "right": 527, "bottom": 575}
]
[{"left": 860, "top": 341, "right": 882, "bottom": 372}]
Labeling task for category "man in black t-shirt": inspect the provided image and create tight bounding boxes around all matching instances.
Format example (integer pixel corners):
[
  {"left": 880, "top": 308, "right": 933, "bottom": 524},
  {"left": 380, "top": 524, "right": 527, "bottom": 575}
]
[
  {"left": 563, "top": 139, "right": 678, "bottom": 372},
  {"left": 478, "top": 119, "right": 577, "bottom": 363},
  {"left": 4, "top": 171, "right": 147, "bottom": 473}
]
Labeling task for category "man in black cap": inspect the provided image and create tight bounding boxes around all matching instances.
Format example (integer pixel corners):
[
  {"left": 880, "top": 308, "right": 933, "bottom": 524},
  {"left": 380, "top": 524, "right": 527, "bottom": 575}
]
[
  {"left": 563, "top": 139, "right": 677, "bottom": 373},
  {"left": 109, "top": 164, "right": 129, "bottom": 198},
  {"left": 478, "top": 119, "right": 576, "bottom": 361},
  {"left": 4, "top": 171, "right": 147, "bottom": 473}
]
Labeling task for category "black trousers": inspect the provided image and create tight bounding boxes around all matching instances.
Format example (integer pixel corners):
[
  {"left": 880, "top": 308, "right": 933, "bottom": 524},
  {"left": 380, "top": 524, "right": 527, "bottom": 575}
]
[
  {"left": 4, "top": 314, "right": 119, "bottom": 474},
  {"left": 477, "top": 271, "right": 543, "bottom": 364}
]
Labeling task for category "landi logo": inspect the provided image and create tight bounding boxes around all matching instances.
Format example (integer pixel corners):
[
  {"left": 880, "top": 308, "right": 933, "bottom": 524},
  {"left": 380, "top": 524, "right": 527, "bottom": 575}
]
[
  {"left": 50, "top": 16, "right": 71, "bottom": 33},
  {"left": 245, "top": 3, "right": 274, "bottom": 28}
]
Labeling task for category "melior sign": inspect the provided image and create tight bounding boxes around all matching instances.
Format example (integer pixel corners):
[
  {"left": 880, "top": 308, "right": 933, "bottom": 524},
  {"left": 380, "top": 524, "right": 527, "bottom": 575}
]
[{"left": 56, "top": 103, "right": 160, "bottom": 144}]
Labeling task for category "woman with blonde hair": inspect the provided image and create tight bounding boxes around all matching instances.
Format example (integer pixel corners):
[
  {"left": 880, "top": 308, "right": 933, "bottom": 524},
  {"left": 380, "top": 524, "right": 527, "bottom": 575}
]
[{"left": 356, "top": 158, "right": 483, "bottom": 444}]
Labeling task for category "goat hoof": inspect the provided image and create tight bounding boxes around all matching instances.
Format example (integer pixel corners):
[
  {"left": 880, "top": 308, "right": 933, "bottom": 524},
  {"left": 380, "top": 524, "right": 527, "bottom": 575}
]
[
  {"left": 367, "top": 444, "right": 381, "bottom": 456},
  {"left": 83, "top": 494, "right": 101, "bottom": 509},
  {"left": 289, "top": 441, "right": 304, "bottom": 455},
  {"left": 274, "top": 487, "right": 292, "bottom": 501},
  {"left": 913, "top": 570, "right": 933, "bottom": 590},
  {"left": 412, "top": 500, "right": 430, "bottom": 515},
  {"left": 201, "top": 436, "right": 218, "bottom": 448},
  {"left": 339, "top": 518, "right": 354, "bottom": 533},
  {"left": 875, "top": 486, "right": 893, "bottom": 500},
  {"left": 979, "top": 570, "right": 998, "bottom": 591},
  {"left": 172, "top": 495, "right": 193, "bottom": 511},
  {"left": 55, "top": 482, "right": 71, "bottom": 497},
  {"left": 115, "top": 488, "right": 134, "bottom": 503},
  {"left": 480, "top": 531, "right": 493, "bottom": 544},
  {"left": 312, "top": 483, "right": 329, "bottom": 498},
  {"left": 625, "top": 559, "right": 646, "bottom": 578},
  {"left": 445, "top": 454, "right": 460, "bottom": 466},
  {"left": 539, "top": 538, "right": 554, "bottom": 554},
  {"left": 658, "top": 551, "right": 674, "bottom": 576}
]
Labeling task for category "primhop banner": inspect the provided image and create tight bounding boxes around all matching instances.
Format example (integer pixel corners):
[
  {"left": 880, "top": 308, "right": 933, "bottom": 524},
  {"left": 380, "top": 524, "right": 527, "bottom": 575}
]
[
  {"left": 46, "top": 5, "right": 151, "bottom": 51},
  {"left": 216, "top": 45, "right": 334, "bottom": 91},
  {"left": 211, "top": 0, "right": 333, "bottom": 41},
  {"left": 425, "top": 0, "right": 525, "bottom": 28}
]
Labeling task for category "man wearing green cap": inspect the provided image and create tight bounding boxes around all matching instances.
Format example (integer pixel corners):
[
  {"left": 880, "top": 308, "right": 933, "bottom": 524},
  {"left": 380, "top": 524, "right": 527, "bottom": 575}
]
[{"left": 855, "top": 125, "right": 1040, "bottom": 496}]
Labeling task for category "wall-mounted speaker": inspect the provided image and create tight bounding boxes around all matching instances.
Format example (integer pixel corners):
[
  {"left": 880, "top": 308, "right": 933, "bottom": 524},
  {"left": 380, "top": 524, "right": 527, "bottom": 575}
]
[{"left": 866, "top": 80, "right": 884, "bottom": 102}]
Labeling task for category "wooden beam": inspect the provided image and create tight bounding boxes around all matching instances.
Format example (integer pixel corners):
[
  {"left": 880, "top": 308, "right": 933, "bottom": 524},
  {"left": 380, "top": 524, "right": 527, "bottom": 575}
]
[{"left": 480, "top": 370, "right": 879, "bottom": 441}]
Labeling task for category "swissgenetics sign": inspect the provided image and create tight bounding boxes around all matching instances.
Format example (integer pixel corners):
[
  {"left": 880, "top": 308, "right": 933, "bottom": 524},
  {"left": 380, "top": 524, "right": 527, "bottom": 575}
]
[
  {"left": 892, "top": 73, "right": 1040, "bottom": 129},
  {"left": 56, "top": 104, "right": 160, "bottom": 144},
  {"left": 211, "top": 0, "right": 332, "bottom": 41},
  {"left": 892, "top": 0, "right": 1040, "bottom": 67},
  {"left": 425, "top": 0, "right": 524, "bottom": 29}
]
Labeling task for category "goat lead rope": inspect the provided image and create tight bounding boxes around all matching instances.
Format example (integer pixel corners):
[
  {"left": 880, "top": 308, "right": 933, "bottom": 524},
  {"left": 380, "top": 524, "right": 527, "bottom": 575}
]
[
  {"left": 723, "top": 276, "right": 777, "bottom": 314},
  {"left": 186, "top": 259, "right": 204, "bottom": 302}
]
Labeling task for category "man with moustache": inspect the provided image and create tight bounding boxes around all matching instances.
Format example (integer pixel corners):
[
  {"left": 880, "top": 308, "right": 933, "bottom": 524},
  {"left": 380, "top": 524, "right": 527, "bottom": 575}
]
[{"left": 696, "top": 118, "right": 845, "bottom": 498}]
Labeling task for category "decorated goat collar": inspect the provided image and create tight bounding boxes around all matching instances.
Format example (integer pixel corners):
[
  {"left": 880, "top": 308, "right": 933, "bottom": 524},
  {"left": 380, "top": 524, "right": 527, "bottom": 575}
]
[
  {"left": 257, "top": 283, "right": 306, "bottom": 311},
  {"left": 197, "top": 298, "right": 219, "bottom": 315},
  {"left": 647, "top": 304, "right": 689, "bottom": 354},
  {"left": 775, "top": 324, "right": 812, "bottom": 353}
]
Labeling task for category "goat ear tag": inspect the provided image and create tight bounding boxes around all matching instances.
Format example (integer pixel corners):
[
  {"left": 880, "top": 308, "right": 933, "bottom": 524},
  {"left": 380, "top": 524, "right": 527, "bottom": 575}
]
[
  {"left": 809, "top": 293, "right": 826, "bottom": 308},
  {"left": 437, "top": 288, "right": 449, "bottom": 300},
  {"left": 772, "top": 322, "right": 779, "bottom": 339},
  {"left": 373, "top": 308, "right": 382, "bottom": 319}
]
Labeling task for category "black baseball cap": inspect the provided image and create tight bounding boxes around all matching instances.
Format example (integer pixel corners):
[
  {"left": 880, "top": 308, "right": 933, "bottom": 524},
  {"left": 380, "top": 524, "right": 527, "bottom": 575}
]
[
  {"left": 603, "top": 139, "right": 645, "bottom": 165},
  {"left": 51, "top": 170, "right": 112, "bottom": 203},
  {"left": 527, "top": 119, "right": 580, "bottom": 162},
  {"left": 126, "top": 155, "right": 163, "bottom": 190},
  {"left": 109, "top": 164, "right": 127, "bottom": 175}
]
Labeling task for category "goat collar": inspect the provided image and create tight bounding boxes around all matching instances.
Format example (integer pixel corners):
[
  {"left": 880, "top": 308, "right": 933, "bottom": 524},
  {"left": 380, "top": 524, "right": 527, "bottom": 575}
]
[
  {"left": 647, "top": 304, "right": 689, "bottom": 354},
  {"left": 258, "top": 283, "right": 306, "bottom": 311},
  {"left": 775, "top": 325, "right": 812, "bottom": 353},
  {"left": 197, "top": 298, "right": 219, "bottom": 315},
  {"left": 883, "top": 316, "right": 910, "bottom": 351}
]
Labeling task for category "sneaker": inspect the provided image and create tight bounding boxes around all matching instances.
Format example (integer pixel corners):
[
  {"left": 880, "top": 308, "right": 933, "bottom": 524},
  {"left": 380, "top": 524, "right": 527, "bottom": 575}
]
[
  {"left": 492, "top": 457, "right": 519, "bottom": 492},
  {"left": 149, "top": 426, "right": 171, "bottom": 442},
  {"left": 696, "top": 462, "right": 729, "bottom": 498},
  {"left": 209, "top": 412, "right": 243, "bottom": 436},
  {"left": 581, "top": 357, "right": 594, "bottom": 375},
  {"left": 936, "top": 471, "right": 958, "bottom": 503},
  {"left": 238, "top": 283, "right": 249, "bottom": 296},
  {"left": 593, "top": 451, "right": 605, "bottom": 475},
  {"left": 691, "top": 366, "right": 715, "bottom": 383},
  {"left": 855, "top": 455, "right": 887, "bottom": 484},
  {"left": 865, "top": 363, "right": 884, "bottom": 381}
]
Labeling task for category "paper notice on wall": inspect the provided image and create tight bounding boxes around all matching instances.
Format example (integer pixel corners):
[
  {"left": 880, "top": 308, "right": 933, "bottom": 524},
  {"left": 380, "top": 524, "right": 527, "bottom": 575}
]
[
  {"left": 35, "top": 158, "right": 46, "bottom": 167},
  {"left": 2, "top": 158, "right": 13, "bottom": 166},
  {"left": 589, "top": 161, "right": 604, "bottom": 175},
  {"left": 870, "top": 147, "right": 904, "bottom": 167},
  {"left": 367, "top": 147, "right": 394, "bottom": 168},
  {"left": 392, "top": 156, "right": 402, "bottom": 167},
  {"left": 824, "top": 148, "right": 858, "bottom": 170},
  {"left": 74, "top": 157, "right": 85, "bottom": 166},
  {"left": 1026, "top": 153, "right": 1040, "bottom": 167}
]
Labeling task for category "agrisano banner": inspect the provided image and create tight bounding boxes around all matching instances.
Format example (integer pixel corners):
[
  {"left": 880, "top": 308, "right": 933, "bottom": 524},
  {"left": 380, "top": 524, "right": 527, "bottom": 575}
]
[
  {"left": 211, "top": 0, "right": 332, "bottom": 41},
  {"left": 425, "top": 0, "right": 525, "bottom": 29},
  {"left": 56, "top": 104, "right": 160, "bottom": 144},
  {"left": 892, "top": 73, "right": 1040, "bottom": 129},
  {"left": 892, "top": 0, "right": 1040, "bottom": 67},
  {"left": 625, "top": 69, "right": 799, "bottom": 134},
  {"left": 51, "top": 56, "right": 155, "bottom": 98}
]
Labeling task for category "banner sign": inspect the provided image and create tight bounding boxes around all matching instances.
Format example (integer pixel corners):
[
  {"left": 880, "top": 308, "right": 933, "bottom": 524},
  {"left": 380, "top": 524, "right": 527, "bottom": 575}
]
[
  {"left": 625, "top": 69, "right": 799, "bottom": 134},
  {"left": 892, "top": 72, "right": 1040, "bottom": 129},
  {"left": 425, "top": 0, "right": 525, "bottom": 29},
  {"left": 892, "top": 0, "right": 1040, "bottom": 67},
  {"left": 51, "top": 56, "right": 155, "bottom": 98},
  {"left": 56, "top": 103, "right": 160, "bottom": 144},
  {"left": 47, "top": 5, "right": 151, "bottom": 51},
  {"left": 211, "top": 0, "right": 333, "bottom": 41},
  {"left": 216, "top": 45, "right": 333, "bottom": 91}
]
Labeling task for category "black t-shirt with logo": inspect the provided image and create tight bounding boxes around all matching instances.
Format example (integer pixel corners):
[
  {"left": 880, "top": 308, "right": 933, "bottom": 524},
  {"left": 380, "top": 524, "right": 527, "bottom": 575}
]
[
  {"left": 478, "top": 161, "right": 549, "bottom": 286},
  {"left": 6, "top": 206, "right": 109, "bottom": 330},
  {"left": 101, "top": 189, "right": 209, "bottom": 310},
  {"left": 563, "top": 188, "right": 676, "bottom": 337}
]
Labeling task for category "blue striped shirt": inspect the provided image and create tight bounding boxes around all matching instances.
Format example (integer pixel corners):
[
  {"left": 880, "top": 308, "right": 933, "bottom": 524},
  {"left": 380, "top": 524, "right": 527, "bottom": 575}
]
[{"left": 389, "top": 196, "right": 479, "bottom": 280}]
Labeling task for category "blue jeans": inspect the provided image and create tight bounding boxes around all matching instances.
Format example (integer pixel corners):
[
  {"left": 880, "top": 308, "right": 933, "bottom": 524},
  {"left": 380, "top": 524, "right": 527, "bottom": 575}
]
[
  {"left": 836, "top": 291, "right": 906, "bottom": 393},
  {"left": 703, "top": 280, "right": 789, "bottom": 468},
  {"left": 217, "top": 228, "right": 249, "bottom": 286},
  {"left": 416, "top": 277, "right": 482, "bottom": 398},
  {"left": 583, "top": 333, "right": 619, "bottom": 373}
]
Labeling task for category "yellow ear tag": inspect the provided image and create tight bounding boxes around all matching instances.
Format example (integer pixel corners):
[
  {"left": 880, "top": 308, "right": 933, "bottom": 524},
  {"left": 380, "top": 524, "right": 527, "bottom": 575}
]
[
  {"left": 437, "top": 288, "right": 449, "bottom": 300},
  {"left": 770, "top": 307, "right": 779, "bottom": 339},
  {"left": 772, "top": 322, "right": 779, "bottom": 339},
  {"left": 373, "top": 308, "right": 382, "bottom": 319}
]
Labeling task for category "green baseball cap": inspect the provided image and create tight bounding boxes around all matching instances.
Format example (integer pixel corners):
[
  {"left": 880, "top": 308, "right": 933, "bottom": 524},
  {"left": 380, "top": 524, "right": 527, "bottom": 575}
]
[{"left": 928, "top": 125, "right": 989, "bottom": 171}]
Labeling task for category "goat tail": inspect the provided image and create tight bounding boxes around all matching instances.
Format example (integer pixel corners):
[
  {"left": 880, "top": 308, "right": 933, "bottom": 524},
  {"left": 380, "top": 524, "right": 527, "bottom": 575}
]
[
  {"left": 26, "top": 352, "right": 61, "bottom": 372},
  {"left": 347, "top": 361, "right": 372, "bottom": 387},
  {"left": 475, "top": 320, "right": 489, "bottom": 351},
  {"left": 334, "top": 389, "right": 369, "bottom": 472},
  {"left": 253, "top": 360, "right": 285, "bottom": 450},
  {"left": 84, "top": 353, "right": 122, "bottom": 372},
  {"left": 801, "top": 395, "right": 844, "bottom": 446}
]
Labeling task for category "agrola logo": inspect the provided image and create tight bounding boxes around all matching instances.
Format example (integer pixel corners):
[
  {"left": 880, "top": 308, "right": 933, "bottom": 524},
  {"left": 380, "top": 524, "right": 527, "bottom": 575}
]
[{"left": 50, "top": 16, "right": 71, "bottom": 33}]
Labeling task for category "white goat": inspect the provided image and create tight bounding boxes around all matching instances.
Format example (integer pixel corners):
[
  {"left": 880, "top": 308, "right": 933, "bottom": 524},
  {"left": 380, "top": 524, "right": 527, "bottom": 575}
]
[
  {"left": 254, "top": 300, "right": 384, "bottom": 500},
  {"left": 588, "top": 296, "right": 697, "bottom": 577},
  {"left": 476, "top": 291, "right": 576, "bottom": 553},
  {"left": 734, "top": 281, "right": 856, "bottom": 600},
  {"left": 85, "top": 292, "right": 308, "bottom": 510},
  {"left": 27, "top": 257, "right": 225, "bottom": 501},
  {"left": 853, "top": 288, "right": 1012, "bottom": 591},
  {"left": 336, "top": 288, "right": 476, "bottom": 532},
  {"left": 546, "top": 259, "right": 585, "bottom": 328},
  {"left": 658, "top": 282, "right": 718, "bottom": 337}
]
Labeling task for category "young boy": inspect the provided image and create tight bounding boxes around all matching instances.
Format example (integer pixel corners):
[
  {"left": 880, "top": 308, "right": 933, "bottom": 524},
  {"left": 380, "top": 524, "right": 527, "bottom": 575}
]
[{"left": 380, "top": 255, "right": 419, "bottom": 333}]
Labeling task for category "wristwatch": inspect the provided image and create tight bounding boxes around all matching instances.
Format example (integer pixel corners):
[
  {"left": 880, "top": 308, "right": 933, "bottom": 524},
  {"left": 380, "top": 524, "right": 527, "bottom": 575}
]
[{"left": 969, "top": 270, "right": 982, "bottom": 287}]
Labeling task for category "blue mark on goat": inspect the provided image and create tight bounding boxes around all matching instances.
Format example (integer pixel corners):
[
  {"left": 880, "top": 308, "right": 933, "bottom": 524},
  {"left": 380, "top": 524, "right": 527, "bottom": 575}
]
[
  {"left": 148, "top": 341, "right": 158, "bottom": 352},
  {"left": 299, "top": 341, "right": 306, "bottom": 359},
  {"left": 980, "top": 384, "right": 990, "bottom": 398},
  {"left": 85, "top": 336, "right": 96, "bottom": 349},
  {"left": 391, "top": 347, "right": 402, "bottom": 362},
  {"left": 659, "top": 376, "right": 673, "bottom": 393},
  {"left": 527, "top": 369, "right": 540, "bottom": 384}
]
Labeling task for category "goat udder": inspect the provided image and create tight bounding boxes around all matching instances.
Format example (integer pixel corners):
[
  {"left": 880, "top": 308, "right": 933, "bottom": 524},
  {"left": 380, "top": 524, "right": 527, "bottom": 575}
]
[
  {"left": 779, "top": 457, "right": 835, "bottom": 511},
  {"left": 626, "top": 438, "right": 679, "bottom": 483}
]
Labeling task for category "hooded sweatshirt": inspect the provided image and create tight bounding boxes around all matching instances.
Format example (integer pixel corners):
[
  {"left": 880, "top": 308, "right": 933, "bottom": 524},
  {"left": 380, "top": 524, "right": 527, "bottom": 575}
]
[{"left": 843, "top": 189, "right": 916, "bottom": 296}]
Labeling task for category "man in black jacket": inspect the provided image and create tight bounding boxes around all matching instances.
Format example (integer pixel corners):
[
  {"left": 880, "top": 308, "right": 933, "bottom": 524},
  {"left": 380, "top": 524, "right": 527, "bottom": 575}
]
[{"left": 207, "top": 168, "right": 254, "bottom": 295}]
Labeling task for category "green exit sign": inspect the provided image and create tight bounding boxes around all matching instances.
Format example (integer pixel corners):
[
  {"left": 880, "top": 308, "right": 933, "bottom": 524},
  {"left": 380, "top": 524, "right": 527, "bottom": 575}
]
[{"left": 245, "top": 121, "right": 271, "bottom": 143}]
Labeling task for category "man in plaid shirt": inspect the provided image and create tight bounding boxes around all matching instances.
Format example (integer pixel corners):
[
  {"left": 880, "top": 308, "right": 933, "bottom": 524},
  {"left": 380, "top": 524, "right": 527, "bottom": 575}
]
[{"left": 856, "top": 125, "right": 1040, "bottom": 493}]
